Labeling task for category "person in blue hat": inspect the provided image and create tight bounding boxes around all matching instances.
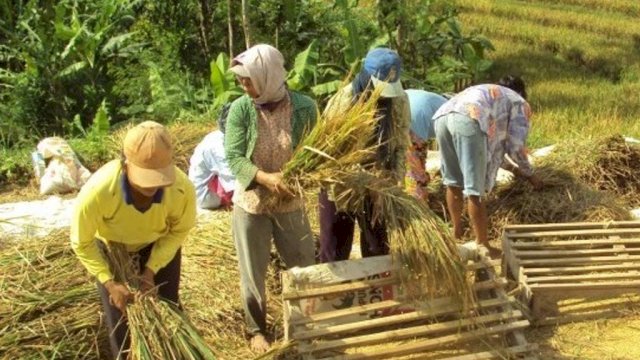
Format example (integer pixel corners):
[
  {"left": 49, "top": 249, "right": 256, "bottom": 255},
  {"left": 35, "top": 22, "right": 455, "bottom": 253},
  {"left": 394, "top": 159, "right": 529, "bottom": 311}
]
[
  {"left": 404, "top": 89, "right": 448, "bottom": 202},
  {"left": 318, "top": 47, "right": 411, "bottom": 262}
]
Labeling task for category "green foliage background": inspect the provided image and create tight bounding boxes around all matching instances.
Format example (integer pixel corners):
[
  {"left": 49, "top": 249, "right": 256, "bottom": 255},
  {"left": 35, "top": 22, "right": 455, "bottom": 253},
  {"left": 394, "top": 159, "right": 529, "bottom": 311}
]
[{"left": 0, "top": 0, "right": 492, "bottom": 183}]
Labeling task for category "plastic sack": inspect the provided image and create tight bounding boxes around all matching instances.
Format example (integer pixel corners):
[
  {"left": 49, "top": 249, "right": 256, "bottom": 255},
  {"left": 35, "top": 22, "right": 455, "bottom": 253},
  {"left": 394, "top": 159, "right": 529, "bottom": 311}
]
[{"left": 33, "top": 137, "right": 92, "bottom": 195}]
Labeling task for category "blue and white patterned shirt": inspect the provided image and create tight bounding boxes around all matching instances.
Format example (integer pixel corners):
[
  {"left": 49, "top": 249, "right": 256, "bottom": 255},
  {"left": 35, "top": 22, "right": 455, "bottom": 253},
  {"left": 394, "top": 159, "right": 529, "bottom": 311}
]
[{"left": 433, "top": 84, "right": 533, "bottom": 192}]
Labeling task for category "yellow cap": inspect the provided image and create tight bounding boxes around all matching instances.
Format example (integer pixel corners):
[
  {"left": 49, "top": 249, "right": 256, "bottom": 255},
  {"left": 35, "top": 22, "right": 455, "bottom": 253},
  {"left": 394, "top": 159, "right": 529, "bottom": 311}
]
[{"left": 123, "top": 121, "right": 176, "bottom": 188}]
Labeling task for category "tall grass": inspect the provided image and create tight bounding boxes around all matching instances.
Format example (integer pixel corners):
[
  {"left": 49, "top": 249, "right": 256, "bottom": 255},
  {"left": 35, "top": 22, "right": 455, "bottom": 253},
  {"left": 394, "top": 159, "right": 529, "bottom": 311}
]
[{"left": 102, "top": 243, "right": 216, "bottom": 360}]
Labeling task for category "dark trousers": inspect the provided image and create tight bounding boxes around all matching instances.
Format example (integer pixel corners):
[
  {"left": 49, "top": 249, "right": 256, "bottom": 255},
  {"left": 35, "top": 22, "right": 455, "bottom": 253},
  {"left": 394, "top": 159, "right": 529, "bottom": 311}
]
[
  {"left": 97, "top": 244, "right": 182, "bottom": 359},
  {"left": 318, "top": 190, "right": 389, "bottom": 262}
]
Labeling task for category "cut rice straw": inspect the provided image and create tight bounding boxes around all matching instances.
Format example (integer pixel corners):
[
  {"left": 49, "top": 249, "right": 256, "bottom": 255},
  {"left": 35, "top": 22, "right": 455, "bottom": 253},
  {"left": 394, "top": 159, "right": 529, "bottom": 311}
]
[
  {"left": 535, "top": 135, "right": 640, "bottom": 206},
  {"left": 0, "top": 230, "right": 107, "bottom": 358},
  {"left": 103, "top": 243, "right": 216, "bottom": 360},
  {"left": 427, "top": 135, "right": 638, "bottom": 242},
  {"left": 281, "top": 85, "right": 381, "bottom": 193},
  {"left": 278, "top": 84, "right": 474, "bottom": 305}
]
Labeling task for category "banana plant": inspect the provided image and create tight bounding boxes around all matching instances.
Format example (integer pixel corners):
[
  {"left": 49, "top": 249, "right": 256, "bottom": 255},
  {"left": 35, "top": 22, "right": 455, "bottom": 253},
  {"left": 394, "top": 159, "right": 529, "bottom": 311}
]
[
  {"left": 334, "top": 0, "right": 366, "bottom": 70},
  {"left": 287, "top": 40, "right": 319, "bottom": 91},
  {"left": 55, "top": 0, "right": 140, "bottom": 79},
  {"left": 286, "top": 40, "right": 345, "bottom": 99},
  {"left": 71, "top": 99, "right": 110, "bottom": 138},
  {"left": 210, "top": 52, "right": 243, "bottom": 110}
]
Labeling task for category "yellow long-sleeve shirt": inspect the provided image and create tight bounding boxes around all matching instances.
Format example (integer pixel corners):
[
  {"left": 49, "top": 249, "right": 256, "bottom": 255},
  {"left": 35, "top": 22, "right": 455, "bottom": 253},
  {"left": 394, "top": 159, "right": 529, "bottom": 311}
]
[{"left": 70, "top": 160, "right": 196, "bottom": 283}]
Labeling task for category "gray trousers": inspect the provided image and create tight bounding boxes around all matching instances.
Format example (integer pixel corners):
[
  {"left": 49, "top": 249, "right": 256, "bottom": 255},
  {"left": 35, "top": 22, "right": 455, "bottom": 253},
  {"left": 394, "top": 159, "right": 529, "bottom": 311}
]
[{"left": 232, "top": 206, "right": 315, "bottom": 335}]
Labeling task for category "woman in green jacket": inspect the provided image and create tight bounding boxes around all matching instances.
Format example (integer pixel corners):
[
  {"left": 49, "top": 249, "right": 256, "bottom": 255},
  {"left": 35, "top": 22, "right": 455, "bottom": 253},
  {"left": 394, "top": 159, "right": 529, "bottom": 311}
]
[{"left": 224, "top": 44, "right": 317, "bottom": 353}]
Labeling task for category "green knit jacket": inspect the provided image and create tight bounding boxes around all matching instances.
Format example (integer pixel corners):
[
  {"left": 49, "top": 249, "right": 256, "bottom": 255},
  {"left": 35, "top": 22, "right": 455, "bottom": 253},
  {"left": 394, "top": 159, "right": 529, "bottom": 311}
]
[{"left": 224, "top": 91, "right": 318, "bottom": 189}]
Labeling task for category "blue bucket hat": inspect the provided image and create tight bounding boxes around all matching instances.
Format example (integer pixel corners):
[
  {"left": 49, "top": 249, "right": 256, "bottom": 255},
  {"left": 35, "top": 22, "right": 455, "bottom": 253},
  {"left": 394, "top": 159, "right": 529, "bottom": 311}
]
[{"left": 363, "top": 48, "right": 404, "bottom": 98}]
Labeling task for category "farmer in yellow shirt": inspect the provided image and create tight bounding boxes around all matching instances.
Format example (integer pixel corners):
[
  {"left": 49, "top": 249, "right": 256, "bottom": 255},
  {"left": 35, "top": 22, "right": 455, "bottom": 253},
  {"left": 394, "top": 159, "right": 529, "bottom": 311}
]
[{"left": 70, "top": 121, "right": 196, "bottom": 359}]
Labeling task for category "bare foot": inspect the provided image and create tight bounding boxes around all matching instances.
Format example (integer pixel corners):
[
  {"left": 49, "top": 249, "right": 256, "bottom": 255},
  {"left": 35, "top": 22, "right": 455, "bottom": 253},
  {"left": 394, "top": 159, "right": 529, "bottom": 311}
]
[{"left": 250, "top": 333, "right": 270, "bottom": 353}]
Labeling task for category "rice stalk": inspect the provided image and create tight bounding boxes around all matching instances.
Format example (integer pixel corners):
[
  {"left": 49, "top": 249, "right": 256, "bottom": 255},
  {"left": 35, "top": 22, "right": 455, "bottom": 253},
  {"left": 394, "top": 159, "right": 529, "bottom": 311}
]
[
  {"left": 281, "top": 86, "right": 383, "bottom": 193},
  {"left": 0, "top": 231, "right": 107, "bottom": 358},
  {"left": 276, "top": 85, "right": 473, "bottom": 303},
  {"left": 102, "top": 243, "right": 216, "bottom": 360}
]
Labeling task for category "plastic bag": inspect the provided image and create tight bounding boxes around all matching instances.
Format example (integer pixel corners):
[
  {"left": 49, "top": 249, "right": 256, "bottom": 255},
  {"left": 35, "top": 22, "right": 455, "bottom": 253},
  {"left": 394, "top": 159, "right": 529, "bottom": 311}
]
[{"left": 33, "top": 137, "right": 92, "bottom": 195}]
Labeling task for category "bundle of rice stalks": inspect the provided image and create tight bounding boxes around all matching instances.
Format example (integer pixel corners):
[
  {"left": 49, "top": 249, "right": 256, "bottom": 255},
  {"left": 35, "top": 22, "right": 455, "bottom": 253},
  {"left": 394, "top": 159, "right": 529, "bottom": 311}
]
[
  {"left": 0, "top": 230, "right": 107, "bottom": 358},
  {"left": 127, "top": 297, "right": 216, "bottom": 359},
  {"left": 487, "top": 165, "right": 630, "bottom": 240},
  {"left": 538, "top": 135, "right": 640, "bottom": 206},
  {"left": 281, "top": 88, "right": 382, "bottom": 193},
  {"left": 103, "top": 243, "right": 216, "bottom": 360},
  {"left": 277, "top": 85, "right": 473, "bottom": 303},
  {"left": 108, "top": 120, "right": 214, "bottom": 172},
  {"left": 337, "top": 171, "right": 473, "bottom": 303}
]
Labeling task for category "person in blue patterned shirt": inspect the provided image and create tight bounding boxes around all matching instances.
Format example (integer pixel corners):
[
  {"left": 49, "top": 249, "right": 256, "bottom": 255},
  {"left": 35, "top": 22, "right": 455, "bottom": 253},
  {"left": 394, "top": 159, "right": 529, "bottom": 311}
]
[{"left": 433, "top": 75, "right": 543, "bottom": 258}]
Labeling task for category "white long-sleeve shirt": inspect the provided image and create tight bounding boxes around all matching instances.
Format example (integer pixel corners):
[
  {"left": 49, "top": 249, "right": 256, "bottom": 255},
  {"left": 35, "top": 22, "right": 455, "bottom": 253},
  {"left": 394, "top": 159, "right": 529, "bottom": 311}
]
[{"left": 188, "top": 131, "right": 235, "bottom": 209}]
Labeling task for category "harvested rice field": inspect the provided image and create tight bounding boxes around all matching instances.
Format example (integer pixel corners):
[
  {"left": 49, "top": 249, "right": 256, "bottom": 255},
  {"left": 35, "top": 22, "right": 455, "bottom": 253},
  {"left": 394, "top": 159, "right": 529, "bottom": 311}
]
[
  {"left": 2, "top": 219, "right": 639, "bottom": 359},
  {"left": 2, "top": 135, "right": 640, "bottom": 359},
  {"left": 2, "top": 0, "right": 640, "bottom": 358}
]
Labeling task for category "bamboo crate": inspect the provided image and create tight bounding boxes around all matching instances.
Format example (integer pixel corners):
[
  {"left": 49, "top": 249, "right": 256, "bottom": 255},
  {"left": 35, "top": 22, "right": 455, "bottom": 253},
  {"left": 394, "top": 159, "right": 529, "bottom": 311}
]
[
  {"left": 502, "top": 221, "right": 640, "bottom": 325},
  {"left": 282, "top": 249, "right": 537, "bottom": 359}
]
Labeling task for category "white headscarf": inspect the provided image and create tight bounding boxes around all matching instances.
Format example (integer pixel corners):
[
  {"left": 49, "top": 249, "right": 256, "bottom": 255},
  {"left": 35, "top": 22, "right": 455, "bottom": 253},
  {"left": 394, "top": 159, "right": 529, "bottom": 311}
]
[{"left": 230, "top": 44, "right": 287, "bottom": 105}]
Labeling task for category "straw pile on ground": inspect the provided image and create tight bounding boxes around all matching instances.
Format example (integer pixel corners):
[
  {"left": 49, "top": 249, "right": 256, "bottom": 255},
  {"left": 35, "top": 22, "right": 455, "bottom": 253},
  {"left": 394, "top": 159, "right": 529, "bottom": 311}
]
[
  {"left": 0, "top": 230, "right": 107, "bottom": 358},
  {"left": 180, "top": 211, "right": 251, "bottom": 358},
  {"left": 484, "top": 135, "right": 636, "bottom": 240},
  {"left": 537, "top": 135, "right": 640, "bottom": 206}
]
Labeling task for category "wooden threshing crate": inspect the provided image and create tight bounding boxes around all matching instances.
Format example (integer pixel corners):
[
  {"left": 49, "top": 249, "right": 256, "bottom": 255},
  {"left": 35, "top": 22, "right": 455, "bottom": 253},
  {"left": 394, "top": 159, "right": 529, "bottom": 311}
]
[
  {"left": 502, "top": 221, "right": 640, "bottom": 325},
  {"left": 282, "top": 250, "right": 537, "bottom": 359}
]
